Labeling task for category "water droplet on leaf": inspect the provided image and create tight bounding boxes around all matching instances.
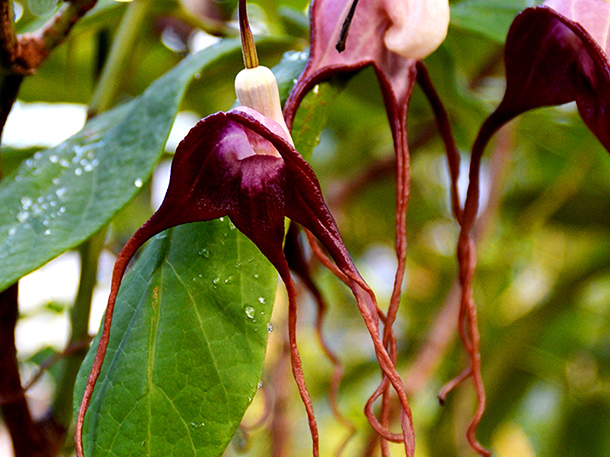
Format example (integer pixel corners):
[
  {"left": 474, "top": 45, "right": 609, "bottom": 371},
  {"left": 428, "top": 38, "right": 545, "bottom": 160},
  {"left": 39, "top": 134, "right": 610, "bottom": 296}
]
[
  {"left": 20, "top": 196, "right": 32, "bottom": 209},
  {"left": 244, "top": 306, "right": 256, "bottom": 319}
]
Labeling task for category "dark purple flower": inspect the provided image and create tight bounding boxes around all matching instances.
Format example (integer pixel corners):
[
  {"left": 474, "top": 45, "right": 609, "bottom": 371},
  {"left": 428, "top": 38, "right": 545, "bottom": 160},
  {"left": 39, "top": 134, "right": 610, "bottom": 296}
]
[
  {"left": 448, "top": 2, "right": 610, "bottom": 456},
  {"left": 76, "top": 105, "right": 414, "bottom": 457},
  {"left": 466, "top": 0, "right": 610, "bottom": 228}
]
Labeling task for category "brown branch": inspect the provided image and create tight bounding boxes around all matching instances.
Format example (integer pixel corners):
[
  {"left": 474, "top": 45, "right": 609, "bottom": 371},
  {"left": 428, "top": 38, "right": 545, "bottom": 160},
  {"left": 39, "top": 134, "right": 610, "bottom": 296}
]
[
  {"left": 0, "top": 284, "right": 64, "bottom": 457},
  {"left": 2, "top": 0, "right": 98, "bottom": 74},
  {"left": 0, "top": 0, "right": 17, "bottom": 67}
]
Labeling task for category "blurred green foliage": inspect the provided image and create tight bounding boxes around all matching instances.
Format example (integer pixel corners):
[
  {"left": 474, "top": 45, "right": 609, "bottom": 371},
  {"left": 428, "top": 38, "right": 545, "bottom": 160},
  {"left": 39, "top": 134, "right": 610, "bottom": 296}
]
[{"left": 3, "top": 0, "right": 610, "bottom": 456}]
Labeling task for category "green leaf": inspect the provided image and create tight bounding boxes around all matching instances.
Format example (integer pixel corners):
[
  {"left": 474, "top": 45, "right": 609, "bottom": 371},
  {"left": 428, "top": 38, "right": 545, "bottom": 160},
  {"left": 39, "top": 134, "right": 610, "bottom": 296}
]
[
  {"left": 0, "top": 39, "right": 244, "bottom": 293},
  {"left": 450, "top": 0, "right": 544, "bottom": 44},
  {"left": 74, "top": 220, "right": 277, "bottom": 457}
]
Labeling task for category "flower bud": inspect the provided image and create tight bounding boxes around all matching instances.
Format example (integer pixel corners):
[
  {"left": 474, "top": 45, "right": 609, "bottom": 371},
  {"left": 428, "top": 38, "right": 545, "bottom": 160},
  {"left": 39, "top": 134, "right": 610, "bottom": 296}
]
[
  {"left": 383, "top": 0, "right": 450, "bottom": 60},
  {"left": 235, "top": 66, "right": 292, "bottom": 142}
]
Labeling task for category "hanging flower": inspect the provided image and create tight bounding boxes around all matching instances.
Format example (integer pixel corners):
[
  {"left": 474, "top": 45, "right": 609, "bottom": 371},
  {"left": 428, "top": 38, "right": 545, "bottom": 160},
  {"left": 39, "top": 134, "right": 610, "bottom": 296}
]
[
  {"left": 283, "top": 0, "right": 466, "bottom": 455},
  {"left": 75, "top": 1, "right": 415, "bottom": 456}
]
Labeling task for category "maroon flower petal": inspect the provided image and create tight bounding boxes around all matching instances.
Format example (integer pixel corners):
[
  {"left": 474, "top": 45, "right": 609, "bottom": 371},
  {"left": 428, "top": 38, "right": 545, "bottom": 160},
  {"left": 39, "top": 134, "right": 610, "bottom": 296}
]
[{"left": 474, "top": 0, "right": 610, "bottom": 164}]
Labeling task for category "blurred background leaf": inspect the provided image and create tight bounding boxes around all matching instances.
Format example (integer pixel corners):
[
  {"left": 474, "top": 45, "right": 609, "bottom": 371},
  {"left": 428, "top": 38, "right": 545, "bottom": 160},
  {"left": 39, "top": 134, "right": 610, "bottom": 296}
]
[{"left": 3, "top": 0, "right": 610, "bottom": 456}]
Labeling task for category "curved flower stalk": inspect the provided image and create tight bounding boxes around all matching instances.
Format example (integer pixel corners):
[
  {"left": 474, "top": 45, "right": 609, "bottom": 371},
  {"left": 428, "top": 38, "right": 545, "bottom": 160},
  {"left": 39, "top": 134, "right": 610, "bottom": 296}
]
[
  {"left": 283, "top": 222, "right": 357, "bottom": 454},
  {"left": 447, "top": 0, "right": 610, "bottom": 455},
  {"left": 283, "top": 0, "right": 467, "bottom": 455}
]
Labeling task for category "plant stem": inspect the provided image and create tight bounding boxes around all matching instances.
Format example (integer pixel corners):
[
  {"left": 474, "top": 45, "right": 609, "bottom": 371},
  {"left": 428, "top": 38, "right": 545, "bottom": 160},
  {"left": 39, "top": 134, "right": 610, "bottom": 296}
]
[
  {"left": 239, "top": 0, "right": 259, "bottom": 69},
  {"left": 0, "top": 0, "right": 17, "bottom": 68},
  {"left": 88, "top": 0, "right": 150, "bottom": 117},
  {"left": 0, "top": 73, "right": 23, "bottom": 177},
  {"left": 0, "top": 284, "right": 60, "bottom": 457},
  {"left": 52, "top": 230, "right": 105, "bottom": 429}
]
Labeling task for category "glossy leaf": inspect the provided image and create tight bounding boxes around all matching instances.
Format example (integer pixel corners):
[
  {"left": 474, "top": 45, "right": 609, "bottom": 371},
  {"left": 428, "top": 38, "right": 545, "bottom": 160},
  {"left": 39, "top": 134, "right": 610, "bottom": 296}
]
[
  {"left": 73, "top": 220, "right": 277, "bottom": 457},
  {"left": 0, "top": 39, "right": 243, "bottom": 293}
]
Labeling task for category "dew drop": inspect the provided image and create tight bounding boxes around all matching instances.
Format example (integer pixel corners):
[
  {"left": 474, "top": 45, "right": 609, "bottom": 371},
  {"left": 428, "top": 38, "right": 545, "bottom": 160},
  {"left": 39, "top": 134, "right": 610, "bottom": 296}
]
[
  {"left": 84, "top": 163, "right": 94, "bottom": 172},
  {"left": 198, "top": 248, "right": 210, "bottom": 258},
  {"left": 224, "top": 275, "right": 235, "bottom": 284},
  {"left": 228, "top": 220, "right": 236, "bottom": 230},
  {"left": 134, "top": 178, "right": 143, "bottom": 188},
  {"left": 55, "top": 187, "right": 67, "bottom": 199},
  {"left": 16, "top": 211, "right": 29, "bottom": 223},
  {"left": 244, "top": 306, "right": 256, "bottom": 319},
  {"left": 44, "top": 229, "right": 51, "bottom": 236},
  {"left": 59, "top": 159, "right": 70, "bottom": 168},
  {"left": 52, "top": 177, "right": 60, "bottom": 185},
  {"left": 219, "top": 216, "right": 225, "bottom": 222},
  {"left": 49, "top": 155, "right": 58, "bottom": 163},
  {"left": 190, "top": 422, "right": 205, "bottom": 428},
  {"left": 257, "top": 381, "right": 263, "bottom": 389},
  {"left": 212, "top": 276, "right": 220, "bottom": 286},
  {"left": 74, "top": 168, "right": 83, "bottom": 176},
  {"left": 267, "top": 322, "right": 274, "bottom": 333},
  {"left": 253, "top": 273, "right": 259, "bottom": 279},
  {"left": 258, "top": 296, "right": 266, "bottom": 304},
  {"left": 20, "top": 196, "right": 32, "bottom": 209},
  {"left": 59, "top": 206, "right": 66, "bottom": 214},
  {"left": 8, "top": 227, "right": 16, "bottom": 236}
]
